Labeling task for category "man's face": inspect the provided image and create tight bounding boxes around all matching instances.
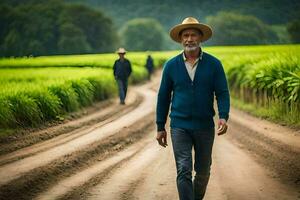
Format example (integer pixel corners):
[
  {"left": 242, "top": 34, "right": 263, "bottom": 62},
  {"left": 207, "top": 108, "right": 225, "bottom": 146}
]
[
  {"left": 180, "top": 28, "right": 202, "bottom": 52},
  {"left": 118, "top": 53, "right": 125, "bottom": 59}
]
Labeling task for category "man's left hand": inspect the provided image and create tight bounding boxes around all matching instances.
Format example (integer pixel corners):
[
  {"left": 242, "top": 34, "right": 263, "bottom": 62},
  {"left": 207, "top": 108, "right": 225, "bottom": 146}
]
[{"left": 217, "top": 119, "right": 228, "bottom": 136}]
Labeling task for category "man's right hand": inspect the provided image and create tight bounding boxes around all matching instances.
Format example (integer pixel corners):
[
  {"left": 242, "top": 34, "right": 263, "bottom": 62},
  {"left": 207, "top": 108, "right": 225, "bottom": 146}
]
[
  {"left": 156, "top": 131, "right": 168, "bottom": 148},
  {"left": 217, "top": 119, "right": 228, "bottom": 136}
]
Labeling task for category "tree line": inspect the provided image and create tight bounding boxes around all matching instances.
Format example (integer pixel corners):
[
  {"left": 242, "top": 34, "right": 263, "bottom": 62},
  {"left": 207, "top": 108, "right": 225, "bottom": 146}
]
[
  {"left": 0, "top": 0, "right": 299, "bottom": 57},
  {"left": 65, "top": 0, "right": 299, "bottom": 28},
  {"left": 0, "top": 0, "right": 118, "bottom": 57}
]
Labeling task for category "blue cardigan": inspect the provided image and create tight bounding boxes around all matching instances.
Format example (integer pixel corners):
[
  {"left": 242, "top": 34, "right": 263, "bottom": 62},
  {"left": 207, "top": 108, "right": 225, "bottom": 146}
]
[{"left": 156, "top": 52, "right": 230, "bottom": 131}]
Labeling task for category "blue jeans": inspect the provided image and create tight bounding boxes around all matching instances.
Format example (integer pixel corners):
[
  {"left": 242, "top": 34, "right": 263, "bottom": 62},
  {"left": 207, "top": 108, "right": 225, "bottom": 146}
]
[
  {"left": 116, "top": 79, "right": 128, "bottom": 103},
  {"left": 170, "top": 127, "right": 215, "bottom": 200}
]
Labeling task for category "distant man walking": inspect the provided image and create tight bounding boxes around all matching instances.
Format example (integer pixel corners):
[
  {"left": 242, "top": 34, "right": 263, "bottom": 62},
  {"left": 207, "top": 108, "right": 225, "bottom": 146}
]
[
  {"left": 113, "top": 48, "right": 132, "bottom": 105},
  {"left": 156, "top": 17, "right": 230, "bottom": 200},
  {"left": 145, "top": 54, "right": 154, "bottom": 80}
]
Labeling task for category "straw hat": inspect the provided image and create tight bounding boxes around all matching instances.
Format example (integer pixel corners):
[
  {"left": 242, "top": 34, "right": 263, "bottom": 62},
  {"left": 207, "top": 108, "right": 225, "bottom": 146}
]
[
  {"left": 169, "top": 17, "right": 212, "bottom": 43},
  {"left": 116, "top": 47, "right": 126, "bottom": 54}
]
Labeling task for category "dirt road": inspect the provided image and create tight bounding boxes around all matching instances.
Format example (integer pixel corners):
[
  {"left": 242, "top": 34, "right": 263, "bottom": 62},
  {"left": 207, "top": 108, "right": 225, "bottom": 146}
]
[{"left": 0, "top": 71, "right": 299, "bottom": 200}]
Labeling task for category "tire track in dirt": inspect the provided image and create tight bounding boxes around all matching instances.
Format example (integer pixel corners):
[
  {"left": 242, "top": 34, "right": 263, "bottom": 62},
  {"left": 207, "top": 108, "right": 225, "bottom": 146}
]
[
  {"left": 227, "top": 109, "right": 300, "bottom": 189},
  {"left": 0, "top": 112, "right": 155, "bottom": 200},
  {"left": 207, "top": 136, "right": 299, "bottom": 200},
  {"left": 0, "top": 99, "right": 113, "bottom": 155},
  {"left": 34, "top": 124, "right": 155, "bottom": 200},
  {"left": 85, "top": 138, "right": 162, "bottom": 200},
  {"left": 125, "top": 138, "right": 178, "bottom": 200},
  {"left": 56, "top": 136, "right": 155, "bottom": 200},
  {"left": 230, "top": 107, "right": 300, "bottom": 150}
]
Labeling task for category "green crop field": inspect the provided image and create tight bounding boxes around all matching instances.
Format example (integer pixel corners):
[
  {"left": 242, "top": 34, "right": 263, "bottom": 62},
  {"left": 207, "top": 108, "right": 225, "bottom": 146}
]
[
  {"left": 208, "top": 45, "right": 300, "bottom": 127},
  {"left": 0, "top": 52, "right": 167, "bottom": 69},
  {"left": 0, "top": 45, "right": 299, "bottom": 132},
  {"left": 0, "top": 53, "right": 167, "bottom": 130}
]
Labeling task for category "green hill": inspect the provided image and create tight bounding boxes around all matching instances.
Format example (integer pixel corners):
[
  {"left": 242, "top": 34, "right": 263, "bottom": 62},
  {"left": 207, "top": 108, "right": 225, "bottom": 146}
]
[{"left": 63, "top": 0, "right": 300, "bottom": 29}]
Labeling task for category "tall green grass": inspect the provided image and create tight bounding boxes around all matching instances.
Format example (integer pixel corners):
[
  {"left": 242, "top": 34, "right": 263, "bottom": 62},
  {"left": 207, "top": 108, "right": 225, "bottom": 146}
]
[
  {"left": 0, "top": 70, "right": 121, "bottom": 129},
  {"left": 0, "top": 52, "right": 167, "bottom": 129},
  {"left": 218, "top": 46, "right": 300, "bottom": 127}
]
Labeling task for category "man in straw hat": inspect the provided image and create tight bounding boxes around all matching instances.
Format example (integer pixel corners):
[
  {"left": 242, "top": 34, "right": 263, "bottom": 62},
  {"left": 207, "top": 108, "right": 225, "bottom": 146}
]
[
  {"left": 156, "top": 17, "right": 230, "bottom": 200},
  {"left": 113, "top": 47, "right": 132, "bottom": 105}
]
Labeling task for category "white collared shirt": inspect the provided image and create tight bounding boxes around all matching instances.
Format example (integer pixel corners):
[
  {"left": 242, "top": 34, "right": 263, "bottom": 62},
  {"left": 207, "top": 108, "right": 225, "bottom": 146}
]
[{"left": 182, "top": 49, "right": 203, "bottom": 81}]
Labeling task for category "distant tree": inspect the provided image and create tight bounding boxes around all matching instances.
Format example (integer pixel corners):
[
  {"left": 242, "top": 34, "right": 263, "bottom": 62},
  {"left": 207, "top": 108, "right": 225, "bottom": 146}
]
[
  {"left": 16, "top": 2, "right": 62, "bottom": 56},
  {"left": 27, "top": 40, "right": 45, "bottom": 56},
  {"left": 120, "top": 18, "right": 165, "bottom": 51},
  {"left": 206, "top": 12, "right": 279, "bottom": 45},
  {"left": 270, "top": 25, "right": 291, "bottom": 44},
  {"left": 0, "top": 5, "right": 23, "bottom": 56},
  {"left": 0, "top": 5, "right": 13, "bottom": 45},
  {"left": 58, "top": 23, "right": 91, "bottom": 54},
  {"left": 58, "top": 4, "right": 118, "bottom": 53},
  {"left": 1, "top": 29, "right": 22, "bottom": 57},
  {"left": 287, "top": 19, "right": 300, "bottom": 43}
]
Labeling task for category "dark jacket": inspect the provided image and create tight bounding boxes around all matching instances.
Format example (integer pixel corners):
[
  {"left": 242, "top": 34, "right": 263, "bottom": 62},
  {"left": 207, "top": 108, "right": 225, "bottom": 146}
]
[
  {"left": 113, "top": 58, "right": 132, "bottom": 80},
  {"left": 156, "top": 52, "right": 230, "bottom": 131},
  {"left": 146, "top": 56, "right": 154, "bottom": 73}
]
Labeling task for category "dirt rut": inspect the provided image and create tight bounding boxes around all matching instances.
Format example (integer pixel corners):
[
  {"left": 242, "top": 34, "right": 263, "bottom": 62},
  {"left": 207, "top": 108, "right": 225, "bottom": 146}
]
[{"left": 0, "top": 91, "right": 142, "bottom": 159}]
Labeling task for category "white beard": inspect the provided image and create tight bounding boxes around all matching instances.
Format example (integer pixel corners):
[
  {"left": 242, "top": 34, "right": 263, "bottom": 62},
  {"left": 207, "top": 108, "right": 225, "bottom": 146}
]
[{"left": 184, "top": 44, "right": 200, "bottom": 52}]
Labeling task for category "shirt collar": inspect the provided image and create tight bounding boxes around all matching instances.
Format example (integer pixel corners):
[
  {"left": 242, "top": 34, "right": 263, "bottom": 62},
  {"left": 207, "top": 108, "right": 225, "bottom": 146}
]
[{"left": 182, "top": 47, "right": 203, "bottom": 61}]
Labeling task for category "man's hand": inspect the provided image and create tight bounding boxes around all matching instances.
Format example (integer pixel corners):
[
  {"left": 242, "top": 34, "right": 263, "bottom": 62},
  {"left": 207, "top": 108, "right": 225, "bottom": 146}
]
[
  {"left": 156, "top": 131, "right": 168, "bottom": 147},
  {"left": 217, "top": 119, "right": 228, "bottom": 136}
]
